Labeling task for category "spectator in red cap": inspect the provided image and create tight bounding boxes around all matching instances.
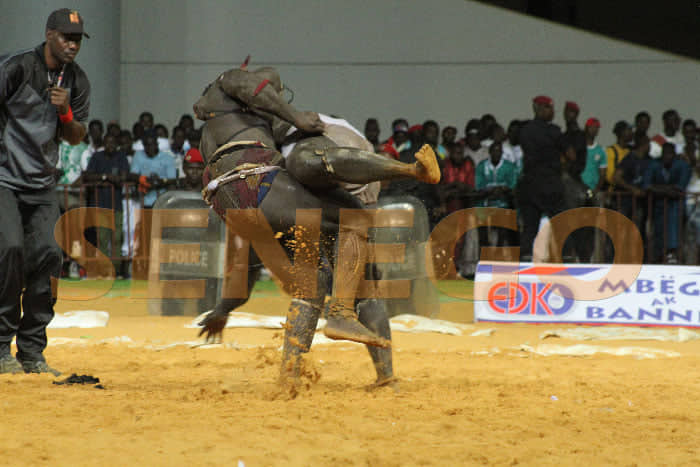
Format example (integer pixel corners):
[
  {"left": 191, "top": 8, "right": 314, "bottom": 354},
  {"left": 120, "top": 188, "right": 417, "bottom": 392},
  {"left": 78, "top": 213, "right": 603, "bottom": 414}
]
[
  {"left": 563, "top": 100, "right": 587, "bottom": 182},
  {"left": 581, "top": 118, "right": 607, "bottom": 193},
  {"left": 532, "top": 95, "right": 552, "bottom": 106},
  {"left": 564, "top": 101, "right": 579, "bottom": 118},
  {"left": 515, "top": 95, "right": 567, "bottom": 261},
  {"left": 180, "top": 146, "right": 205, "bottom": 191},
  {"left": 179, "top": 130, "right": 205, "bottom": 191}
]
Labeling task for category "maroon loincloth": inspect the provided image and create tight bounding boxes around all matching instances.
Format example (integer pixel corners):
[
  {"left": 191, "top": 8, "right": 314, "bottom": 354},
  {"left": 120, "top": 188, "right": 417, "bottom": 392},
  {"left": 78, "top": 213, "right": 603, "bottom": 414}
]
[{"left": 202, "top": 145, "right": 283, "bottom": 217}]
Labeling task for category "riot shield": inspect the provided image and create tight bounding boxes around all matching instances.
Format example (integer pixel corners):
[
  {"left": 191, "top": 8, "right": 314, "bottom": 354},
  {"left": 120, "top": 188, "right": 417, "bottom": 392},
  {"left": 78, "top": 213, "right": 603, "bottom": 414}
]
[
  {"left": 147, "top": 191, "right": 226, "bottom": 316},
  {"left": 373, "top": 195, "right": 440, "bottom": 317}
]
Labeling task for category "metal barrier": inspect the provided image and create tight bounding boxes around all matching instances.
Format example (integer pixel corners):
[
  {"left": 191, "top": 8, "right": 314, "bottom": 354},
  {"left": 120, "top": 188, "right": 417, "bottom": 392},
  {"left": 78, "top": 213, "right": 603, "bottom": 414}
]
[
  {"left": 56, "top": 182, "right": 145, "bottom": 277},
  {"left": 55, "top": 183, "right": 700, "bottom": 280},
  {"left": 596, "top": 190, "right": 700, "bottom": 265}
]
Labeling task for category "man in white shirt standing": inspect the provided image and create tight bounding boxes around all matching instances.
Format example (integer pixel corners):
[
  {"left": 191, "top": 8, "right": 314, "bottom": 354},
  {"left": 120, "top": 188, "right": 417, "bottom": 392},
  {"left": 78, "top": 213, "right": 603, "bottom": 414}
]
[
  {"left": 79, "top": 119, "right": 104, "bottom": 171},
  {"left": 650, "top": 109, "right": 683, "bottom": 158},
  {"left": 502, "top": 119, "right": 523, "bottom": 170}
]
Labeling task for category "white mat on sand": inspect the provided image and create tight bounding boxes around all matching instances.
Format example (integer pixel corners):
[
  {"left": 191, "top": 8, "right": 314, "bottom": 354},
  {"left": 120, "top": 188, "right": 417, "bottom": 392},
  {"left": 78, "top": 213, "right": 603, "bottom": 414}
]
[
  {"left": 540, "top": 327, "right": 700, "bottom": 343},
  {"left": 48, "top": 336, "right": 132, "bottom": 345},
  {"left": 187, "top": 312, "right": 475, "bottom": 336},
  {"left": 518, "top": 343, "right": 680, "bottom": 359},
  {"left": 48, "top": 310, "right": 110, "bottom": 329},
  {"left": 389, "top": 315, "right": 475, "bottom": 335},
  {"left": 186, "top": 311, "right": 298, "bottom": 330}
]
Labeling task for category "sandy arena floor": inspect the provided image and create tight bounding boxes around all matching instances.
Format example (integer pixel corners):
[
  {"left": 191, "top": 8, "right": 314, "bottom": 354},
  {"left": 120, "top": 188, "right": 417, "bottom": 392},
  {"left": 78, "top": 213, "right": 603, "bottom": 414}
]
[{"left": 2, "top": 280, "right": 700, "bottom": 466}]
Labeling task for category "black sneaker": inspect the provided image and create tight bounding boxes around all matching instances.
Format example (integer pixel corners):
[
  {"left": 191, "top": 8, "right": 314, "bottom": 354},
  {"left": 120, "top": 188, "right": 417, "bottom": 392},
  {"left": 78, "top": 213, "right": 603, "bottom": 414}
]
[
  {"left": 20, "top": 360, "right": 61, "bottom": 376},
  {"left": 0, "top": 353, "right": 23, "bottom": 374}
]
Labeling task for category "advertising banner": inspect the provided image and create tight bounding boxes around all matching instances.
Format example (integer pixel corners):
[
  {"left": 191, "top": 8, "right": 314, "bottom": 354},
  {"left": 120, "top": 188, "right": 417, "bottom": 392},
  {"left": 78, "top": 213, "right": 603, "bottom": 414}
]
[{"left": 474, "top": 262, "right": 700, "bottom": 327}]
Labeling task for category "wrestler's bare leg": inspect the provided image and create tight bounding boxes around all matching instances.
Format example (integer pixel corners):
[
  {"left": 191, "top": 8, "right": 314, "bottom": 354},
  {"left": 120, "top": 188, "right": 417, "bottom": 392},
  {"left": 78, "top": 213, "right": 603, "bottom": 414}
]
[
  {"left": 286, "top": 143, "right": 441, "bottom": 189},
  {"left": 323, "top": 224, "right": 390, "bottom": 348},
  {"left": 358, "top": 299, "right": 397, "bottom": 388},
  {"left": 259, "top": 172, "right": 387, "bottom": 347}
]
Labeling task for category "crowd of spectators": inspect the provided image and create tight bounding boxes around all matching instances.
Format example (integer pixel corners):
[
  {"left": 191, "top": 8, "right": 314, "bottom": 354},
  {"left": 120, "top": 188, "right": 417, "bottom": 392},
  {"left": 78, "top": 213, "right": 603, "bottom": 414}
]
[
  {"left": 368, "top": 100, "right": 700, "bottom": 274},
  {"left": 55, "top": 112, "right": 205, "bottom": 279},
  {"left": 55, "top": 101, "right": 700, "bottom": 281}
]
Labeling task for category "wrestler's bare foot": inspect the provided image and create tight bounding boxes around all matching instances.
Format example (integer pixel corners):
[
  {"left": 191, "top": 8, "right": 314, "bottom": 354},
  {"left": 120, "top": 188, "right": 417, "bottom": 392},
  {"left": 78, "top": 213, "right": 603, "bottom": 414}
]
[
  {"left": 366, "top": 376, "right": 400, "bottom": 392},
  {"left": 324, "top": 313, "right": 391, "bottom": 348},
  {"left": 415, "top": 144, "right": 441, "bottom": 184}
]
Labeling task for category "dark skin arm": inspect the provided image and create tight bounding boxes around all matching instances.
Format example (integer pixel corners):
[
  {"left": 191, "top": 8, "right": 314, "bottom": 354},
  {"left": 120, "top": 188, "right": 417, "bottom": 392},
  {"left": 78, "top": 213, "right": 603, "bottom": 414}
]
[
  {"left": 82, "top": 171, "right": 141, "bottom": 184},
  {"left": 647, "top": 184, "right": 683, "bottom": 198},
  {"left": 594, "top": 167, "right": 606, "bottom": 193},
  {"left": 485, "top": 186, "right": 512, "bottom": 197},
  {"left": 437, "top": 182, "right": 470, "bottom": 204},
  {"left": 218, "top": 69, "right": 324, "bottom": 133},
  {"left": 149, "top": 176, "right": 179, "bottom": 189},
  {"left": 613, "top": 168, "right": 644, "bottom": 197},
  {"left": 81, "top": 172, "right": 112, "bottom": 183},
  {"left": 50, "top": 86, "right": 86, "bottom": 145}
]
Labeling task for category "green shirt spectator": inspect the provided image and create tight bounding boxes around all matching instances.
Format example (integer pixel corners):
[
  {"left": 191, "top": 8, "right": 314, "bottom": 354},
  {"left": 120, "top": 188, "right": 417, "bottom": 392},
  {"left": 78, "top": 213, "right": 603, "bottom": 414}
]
[
  {"left": 57, "top": 138, "right": 88, "bottom": 185},
  {"left": 581, "top": 118, "right": 607, "bottom": 191},
  {"left": 475, "top": 141, "right": 519, "bottom": 209},
  {"left": 582, "top": 144, "right": 607, "bottom": 190}
]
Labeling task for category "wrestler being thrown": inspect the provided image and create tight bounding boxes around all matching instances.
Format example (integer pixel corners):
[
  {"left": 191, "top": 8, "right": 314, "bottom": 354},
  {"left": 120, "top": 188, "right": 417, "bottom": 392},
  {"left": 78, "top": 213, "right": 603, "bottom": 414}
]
[{"left": 193, "top": 63, "right": 440, "bottom": 384}]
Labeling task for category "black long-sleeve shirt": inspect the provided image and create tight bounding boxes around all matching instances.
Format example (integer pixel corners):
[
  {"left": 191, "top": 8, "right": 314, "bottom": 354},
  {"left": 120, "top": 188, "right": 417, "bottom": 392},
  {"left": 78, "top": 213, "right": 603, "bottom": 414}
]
[
  {"left": 0, "top": 43, "right": 90, "bottom": 192},
  {"left": 519, "top": 118, "right": 565, "bottom": 177}
]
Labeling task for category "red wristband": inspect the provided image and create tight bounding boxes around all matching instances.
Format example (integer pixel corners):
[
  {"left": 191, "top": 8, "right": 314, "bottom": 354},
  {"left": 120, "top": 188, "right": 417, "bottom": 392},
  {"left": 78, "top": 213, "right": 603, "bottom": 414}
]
[{"left": 59, "top": 106, "right": 73, "bottom": 124}]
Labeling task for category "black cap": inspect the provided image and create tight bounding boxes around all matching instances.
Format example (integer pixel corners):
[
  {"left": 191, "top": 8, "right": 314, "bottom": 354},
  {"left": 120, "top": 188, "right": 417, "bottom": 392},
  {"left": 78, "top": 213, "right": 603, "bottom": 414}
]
[
  {"left": 392, "top": 122, "right": 409, "bottom": 134},
  {"left": 613, "top": 120, "right": 630, "bottom": 135},
  {"left": 46, "top": 9, "right": 90, "bottom": 38}
]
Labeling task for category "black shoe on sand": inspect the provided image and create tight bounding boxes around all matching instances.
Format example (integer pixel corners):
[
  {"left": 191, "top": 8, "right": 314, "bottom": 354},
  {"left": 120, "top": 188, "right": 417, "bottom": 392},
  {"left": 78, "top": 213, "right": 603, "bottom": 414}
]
[
  {"left": 20, "top": 360, "right": 61, "bottom": 376},
  {"left": 0, "top": 354, "right": 24, "bottom": 374}
]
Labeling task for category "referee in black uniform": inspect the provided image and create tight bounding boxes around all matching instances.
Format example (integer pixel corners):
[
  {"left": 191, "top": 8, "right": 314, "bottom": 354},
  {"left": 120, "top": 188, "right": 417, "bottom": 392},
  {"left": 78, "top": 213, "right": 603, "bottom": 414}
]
[
  {"left": 516, "top": 95, "right": 567, "bottom": 261},
  {"left": 0, "top": 9, "right": 90, "bottom": 374}
]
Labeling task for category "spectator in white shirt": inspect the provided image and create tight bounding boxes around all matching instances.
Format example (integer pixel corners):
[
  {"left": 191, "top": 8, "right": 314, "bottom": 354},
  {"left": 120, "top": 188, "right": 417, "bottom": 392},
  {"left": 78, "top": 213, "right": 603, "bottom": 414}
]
[{"left": 80, "top": 119, "right": 105, "bottom": 171}]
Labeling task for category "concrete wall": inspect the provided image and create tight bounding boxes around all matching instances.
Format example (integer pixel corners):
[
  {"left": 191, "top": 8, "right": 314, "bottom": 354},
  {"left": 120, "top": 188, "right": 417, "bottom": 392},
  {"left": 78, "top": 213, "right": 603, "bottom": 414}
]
[
  {"left": 119, "top": 0, "right": 699, "bottom": 146},
  {"left": 0, "top": 0, "right": 121, "bottom": 124},
  {"left": 6, "top": 1, "right": 696, "bottom": 147}
]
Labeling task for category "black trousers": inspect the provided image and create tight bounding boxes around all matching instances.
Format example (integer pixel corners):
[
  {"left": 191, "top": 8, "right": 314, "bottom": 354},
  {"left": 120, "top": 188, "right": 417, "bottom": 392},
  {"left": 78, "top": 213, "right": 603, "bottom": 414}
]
[
  {"left": 0, "top": 187, "right": 62, "bottom": 361},
  {"left": 516, "top": 172, "right": 568, "bottom": 259}
]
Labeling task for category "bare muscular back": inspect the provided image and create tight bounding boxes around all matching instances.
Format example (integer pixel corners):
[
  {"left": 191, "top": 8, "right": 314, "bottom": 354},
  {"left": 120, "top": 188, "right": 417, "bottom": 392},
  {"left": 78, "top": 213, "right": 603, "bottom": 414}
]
[{"left": 199, "top": 113, "right": 276, "bottom": 162}]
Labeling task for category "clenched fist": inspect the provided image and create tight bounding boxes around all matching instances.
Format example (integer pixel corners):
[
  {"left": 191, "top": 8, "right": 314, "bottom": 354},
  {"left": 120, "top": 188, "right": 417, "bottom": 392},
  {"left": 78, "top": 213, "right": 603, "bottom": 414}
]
[
  {"left": 49, "top": 86, "right": 70, "bottom": 115},
  {"left": 294, "top": 111, "right": 325, "bottom": 133}
]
